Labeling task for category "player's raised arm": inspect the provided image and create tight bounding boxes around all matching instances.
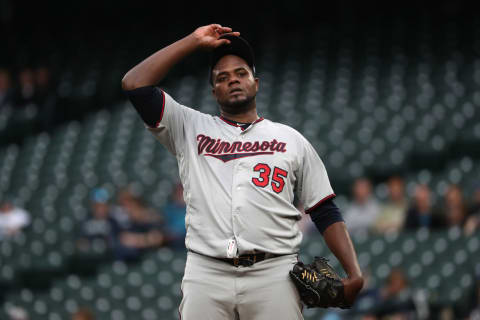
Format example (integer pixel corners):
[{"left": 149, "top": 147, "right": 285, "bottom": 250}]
[{"left": 121, "top": 24, "right": 240, "bottom": 90}]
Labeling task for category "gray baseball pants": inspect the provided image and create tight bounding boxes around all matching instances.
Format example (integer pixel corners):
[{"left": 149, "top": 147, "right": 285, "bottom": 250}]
[{"left": 179, "top": 251, "right": 303, "bottom": 320}]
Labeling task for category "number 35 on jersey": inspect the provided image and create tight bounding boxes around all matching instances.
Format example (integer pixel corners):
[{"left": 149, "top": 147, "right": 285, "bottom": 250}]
[{"left": 252, "top": 163, "right": 288, "bottom": 194}]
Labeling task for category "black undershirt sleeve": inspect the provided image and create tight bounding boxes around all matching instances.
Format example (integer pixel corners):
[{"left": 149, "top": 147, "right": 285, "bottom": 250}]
[
  {"left": 308, "top": 198, "right": 344, "bottom": 234},
  {"left": 124, "top": 86, "right": 165, "bottom": 128}
]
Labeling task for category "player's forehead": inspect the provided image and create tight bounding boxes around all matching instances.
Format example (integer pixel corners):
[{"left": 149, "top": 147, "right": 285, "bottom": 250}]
[{"left": 212, "top": 55, "right": 251, "bottom": 75}]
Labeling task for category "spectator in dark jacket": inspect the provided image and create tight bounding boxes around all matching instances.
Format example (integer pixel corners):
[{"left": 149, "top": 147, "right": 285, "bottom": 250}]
[
  {"left": 13, "top": 68, "right": 36, "bottom": 108},
  {"left": 111, "top": 188, "right": 165, "bottom": 261},
  {"left": 373, "top": 268, "right": 415, "bottom": 318},
  {"left": 442, "top": 184, "right": 468, "bottom": 228},
  {"left": 76, "top": 188, "right": 116, "bottom": 253},
  {"left": 404, "top": 184, "right": 443, "bottom": 230},
  {"left": 34, "top": 66, "right": 57, "bottom": 130},
  {"left": 163, "top": 182, "right": 187, "bottom": 249}
]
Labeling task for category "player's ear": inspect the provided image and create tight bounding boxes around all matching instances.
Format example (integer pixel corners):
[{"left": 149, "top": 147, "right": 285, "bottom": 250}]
[
  {"left": 211, "top": 87, "right": 216, "bottom": 97},
  {"left": 254, "top": 77, "right": 259, "bottom": 91}
]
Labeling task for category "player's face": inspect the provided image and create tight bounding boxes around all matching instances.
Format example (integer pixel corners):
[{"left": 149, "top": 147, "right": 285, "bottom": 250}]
[{"left": 211, "top": 55, "right": 258, "bottom": 114}]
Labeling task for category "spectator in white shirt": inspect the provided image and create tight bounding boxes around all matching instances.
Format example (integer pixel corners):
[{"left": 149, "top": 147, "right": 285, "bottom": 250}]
[
  {"left": 343, "top": 178, "right": 380, "bottom": 235},
  {"left": 0, "top": 200, "right": 30, "bottom": 239}
]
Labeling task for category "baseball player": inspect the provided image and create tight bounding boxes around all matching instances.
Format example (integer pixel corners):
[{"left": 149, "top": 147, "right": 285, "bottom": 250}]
[{"left": 122, "top": 24, "right": 364, "bottom": 319}]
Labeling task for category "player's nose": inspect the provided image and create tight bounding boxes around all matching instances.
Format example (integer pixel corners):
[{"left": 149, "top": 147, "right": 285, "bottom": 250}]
[
  {"left": 228, "top": 74, "right": 241, "bottom": 86},
  {"left": 228, "top": 79, "right": 240, "bottom": 87}
]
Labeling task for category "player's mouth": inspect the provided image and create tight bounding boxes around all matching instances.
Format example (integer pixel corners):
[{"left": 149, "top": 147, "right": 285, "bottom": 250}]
[{"left": 229, "top": 88, "right": 243, "bottom": 95}]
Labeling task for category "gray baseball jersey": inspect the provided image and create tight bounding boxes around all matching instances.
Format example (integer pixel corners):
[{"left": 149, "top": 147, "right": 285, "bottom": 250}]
[{"left": 147, "top": 89, "right": 335, "bottom": 258}]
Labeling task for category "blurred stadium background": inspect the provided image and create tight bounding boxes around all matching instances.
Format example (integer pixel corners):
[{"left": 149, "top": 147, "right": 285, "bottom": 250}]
[{"left": 1, "top": 0, "right": 480, "bottom": 319}]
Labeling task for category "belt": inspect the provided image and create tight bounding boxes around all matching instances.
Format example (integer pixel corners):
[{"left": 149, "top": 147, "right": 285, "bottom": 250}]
[{"left": 217, "top": 252, "right": 280, "bottom": 267}]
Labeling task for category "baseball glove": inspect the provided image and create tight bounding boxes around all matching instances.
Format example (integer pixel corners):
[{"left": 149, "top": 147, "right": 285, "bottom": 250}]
[{"left": 289, "top": 256, "right": 350, "bottom": 309}]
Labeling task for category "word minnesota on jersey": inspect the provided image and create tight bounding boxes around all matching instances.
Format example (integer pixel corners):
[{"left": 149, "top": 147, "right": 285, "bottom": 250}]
[{"left": 197, "top": 134, "right": 287, "bottom": 163}]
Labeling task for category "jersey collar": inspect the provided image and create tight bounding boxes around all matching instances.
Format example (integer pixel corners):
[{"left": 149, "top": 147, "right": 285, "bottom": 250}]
[{"left": 219, "top": 116, "right": 265, "bottom": 131}]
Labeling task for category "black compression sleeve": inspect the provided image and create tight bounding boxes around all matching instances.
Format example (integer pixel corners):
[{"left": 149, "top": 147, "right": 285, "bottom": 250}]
[
  {"left": 309, "top": 198, "right": 344, "bottom": 234},
  {"left": 124, "top": 86, "right": 165, "bottom": 128}
]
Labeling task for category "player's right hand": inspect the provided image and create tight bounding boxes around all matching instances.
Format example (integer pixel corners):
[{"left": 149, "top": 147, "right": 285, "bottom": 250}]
[
  {"left": 192, "top": 24, "right": 240, "bottom": 50},
  {"left": 342, "top": 275, "right": 364, "bottom": 306}
]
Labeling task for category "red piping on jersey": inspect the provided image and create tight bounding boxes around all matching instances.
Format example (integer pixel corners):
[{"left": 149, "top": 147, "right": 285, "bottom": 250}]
[
  {"left": 254, "top": 117, "right": 265, "bottom": 124},
  {"left": 178, "top": 286, "right": 183, "bottom": 320},
  {"left": 305, "top": 193, "right": 336, "bottom": 214},
  {"left": 220, "top": 116, "right": 265, "bottom": 130},
  {"left": 154, "top": 90, "right": 166, "bottom": 128},
  {"left": 178, "top": 253, "right": 186, "bottom": 320}
]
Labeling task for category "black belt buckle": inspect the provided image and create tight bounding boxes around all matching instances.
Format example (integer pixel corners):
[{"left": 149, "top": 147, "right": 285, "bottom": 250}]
[{"left": 233, "top": 254, "right": 256, "bottom": 267}]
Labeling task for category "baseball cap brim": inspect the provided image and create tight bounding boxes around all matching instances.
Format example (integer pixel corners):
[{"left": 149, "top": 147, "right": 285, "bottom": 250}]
[{"left": 210, "top": 34, "right": 255, "bottom": 85}]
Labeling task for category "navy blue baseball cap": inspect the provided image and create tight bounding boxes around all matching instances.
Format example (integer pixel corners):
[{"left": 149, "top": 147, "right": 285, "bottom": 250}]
[{"left": 210, "top": 34, "right": 256, "bottom": 85}]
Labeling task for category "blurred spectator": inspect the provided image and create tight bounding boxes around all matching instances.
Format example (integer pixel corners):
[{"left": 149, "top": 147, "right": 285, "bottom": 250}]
[
  {"left": 76, "top": 188, "right": 116, "bottom": 253},
  {"left": 347, "top": 268, "right": 381, "bottom": 316},
  {"left": 348, "top": 268, "right": 415, "bottom": 318},
  {"left": 374, "top": 176, "right": 408, "bottom": 233},
  {"left": 0, "top": 68, "right": 13, "bottom": 107},
  {"left": 13, "top": 68, "right": 36, "bottom": 108},
  {"left": 343, "top": 178, "right": 380, "bottom": 235},
  {"left": 6, "top": 306, "right": 29, "bottom": 320},
  {"left": 373, "top": 268, "right": 415, "bottom": 318},
  {"left": 380, "top": 268, "right": 410, "bottom": 301},
  {"left": 163, "top": 182, "right": 187, "bottom": 248},
  {"left": 72, "top": 307, "right": 95, "bottom": 320},
  {"left": 112, "top": 188, "right": 165, "bottom": 260},
  {"left": 465, "top": 182, "right": 480, "bottom": 236},
  {"left": 404, "top": 184, "right": 443, "bottom": 230},
  {"left": 320, "top": 311, "right": 343, "bottom": 320},
  {"left": 34, "top": 66, "right": 57, "bottom": 130},
  {"left": 442, "top": 184, "right": 467, "bottom": 228},
  {"left": 113, "top": 186, "right": 162, "bottom": 225},
  {"left": 34, "top": 66, "right": 51, "bottom": 106},
  {"left": 110, "top": 187, "right": 132, "bottom": 228},
  {"left": 0, "top": 199, "right": 30, "bottom": 239}
]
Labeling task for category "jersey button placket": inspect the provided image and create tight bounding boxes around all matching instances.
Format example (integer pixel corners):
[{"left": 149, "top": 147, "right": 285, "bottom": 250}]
[
  {"left": 233, "top": 164, "right": 242, "bottom": 215},
  {"left": 231, "top": 161, "right": 242, "bottom": 247},
  {"left": 232, "top": 131, "right": 247, "bottom": 251}
]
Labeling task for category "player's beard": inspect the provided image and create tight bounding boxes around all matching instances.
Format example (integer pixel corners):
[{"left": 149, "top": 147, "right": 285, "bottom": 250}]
[{"left": 220, "top": 93, "right": 257, "bottom": 115}]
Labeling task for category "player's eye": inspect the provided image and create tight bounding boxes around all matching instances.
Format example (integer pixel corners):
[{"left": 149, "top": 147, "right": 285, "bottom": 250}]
[{"left": 216, "top": 76, "right": 227, "bottom": 83}]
